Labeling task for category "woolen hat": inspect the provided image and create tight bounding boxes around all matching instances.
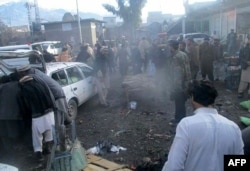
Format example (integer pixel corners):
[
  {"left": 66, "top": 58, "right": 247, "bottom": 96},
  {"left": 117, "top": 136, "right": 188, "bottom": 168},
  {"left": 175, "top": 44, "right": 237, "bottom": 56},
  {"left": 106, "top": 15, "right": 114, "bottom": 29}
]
[{"left": 168, "top": 39, "right": 179, "bottom": 49}]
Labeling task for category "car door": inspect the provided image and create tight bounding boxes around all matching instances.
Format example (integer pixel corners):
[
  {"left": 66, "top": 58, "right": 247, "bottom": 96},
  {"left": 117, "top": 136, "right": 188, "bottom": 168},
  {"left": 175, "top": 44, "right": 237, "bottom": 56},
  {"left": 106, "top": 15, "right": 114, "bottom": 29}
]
[
  {"left": 50, "top": 69, "right": 73, "bottom": 103},
  {"left": 78, "top": 65, "right": 96, "bottom": 99},
  {"left": 65, "top": 66, "right": 87, "bottom": 105}
]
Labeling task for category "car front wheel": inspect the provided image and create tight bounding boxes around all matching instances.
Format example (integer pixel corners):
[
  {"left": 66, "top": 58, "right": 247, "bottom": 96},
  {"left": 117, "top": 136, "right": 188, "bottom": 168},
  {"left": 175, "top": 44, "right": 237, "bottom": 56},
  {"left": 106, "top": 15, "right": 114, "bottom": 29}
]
[{"left": 68, "top": 99, "right": 78, "bottom": 120}]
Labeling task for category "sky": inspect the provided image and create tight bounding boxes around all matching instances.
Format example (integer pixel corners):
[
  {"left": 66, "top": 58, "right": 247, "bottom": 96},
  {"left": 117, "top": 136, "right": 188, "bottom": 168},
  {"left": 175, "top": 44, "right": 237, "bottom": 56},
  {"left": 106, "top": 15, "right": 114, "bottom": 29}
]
[{"left": 0, "top": 0, "right": 216, "bottom": 19}]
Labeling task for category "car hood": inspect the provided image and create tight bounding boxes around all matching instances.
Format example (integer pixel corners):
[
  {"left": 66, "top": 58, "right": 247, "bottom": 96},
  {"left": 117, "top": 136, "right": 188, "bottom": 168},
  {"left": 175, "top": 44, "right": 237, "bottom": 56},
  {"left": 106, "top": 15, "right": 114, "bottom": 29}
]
[{"left": 0, "top": 50, "right": 47, "bottom": 74}]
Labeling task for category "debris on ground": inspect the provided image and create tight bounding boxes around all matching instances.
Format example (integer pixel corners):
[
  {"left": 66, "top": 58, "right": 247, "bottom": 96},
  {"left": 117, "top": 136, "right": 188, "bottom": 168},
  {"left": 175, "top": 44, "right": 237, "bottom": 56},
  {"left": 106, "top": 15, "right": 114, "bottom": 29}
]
[
  {"left": 122, "top": 74, "right": 156, "bottom": 91},
  {"left": 135, "top": 154, "right": 168, "bottom": 171},
  {"left": 146, "top": 129, "right": 171, "bottom": 140},
  {"left": 114, "top": 130, "right": 131, "bottom": 137},
  {"left": 240, "top": 116, "right": 250, "bottom": 126},
  {"left": 110, "top": 145, "right": 127, "bottom": 154},
  {"left": 86, "top": 140, "right": 127, "bottom": 155},
  {"left": 129, "top": 101, "right": 137, "bottom": 110}
]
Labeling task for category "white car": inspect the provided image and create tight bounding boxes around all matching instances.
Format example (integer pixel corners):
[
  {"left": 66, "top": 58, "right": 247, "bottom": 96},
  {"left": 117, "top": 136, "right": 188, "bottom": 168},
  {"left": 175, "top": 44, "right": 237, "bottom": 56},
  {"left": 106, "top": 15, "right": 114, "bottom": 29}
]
[
  {"left": 46, "top": 62, "right": 97, "bottom": 118},
  {"left": 0, "top": 50, "right": 97, "bottom": 119},
  {"left": 177, "top": 33, "right": 211, "bottom": 44}
]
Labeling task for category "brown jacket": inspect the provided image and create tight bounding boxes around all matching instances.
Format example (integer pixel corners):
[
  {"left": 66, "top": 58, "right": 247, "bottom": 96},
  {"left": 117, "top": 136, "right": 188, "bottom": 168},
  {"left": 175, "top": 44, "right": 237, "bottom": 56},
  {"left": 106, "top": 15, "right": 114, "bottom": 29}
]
[
  {"left": 199, "top": 42, "right": 214, "bottom": 64},
  {"left": 186, "top": 44, "right": 199, "bottom": 67},
  {"left": 58, "top": 51, "right": 71, "bottom": 62}
]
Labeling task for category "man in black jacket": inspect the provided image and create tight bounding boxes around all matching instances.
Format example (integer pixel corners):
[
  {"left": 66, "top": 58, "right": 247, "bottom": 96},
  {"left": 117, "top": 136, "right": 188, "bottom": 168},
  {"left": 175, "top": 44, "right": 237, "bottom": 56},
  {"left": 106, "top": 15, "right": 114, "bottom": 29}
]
[
  {"left": 17, "top": 64, "right": 70, "bottom": 151},
  {"left": 19, "top": 75, "right": 55, "bottom": 161}
]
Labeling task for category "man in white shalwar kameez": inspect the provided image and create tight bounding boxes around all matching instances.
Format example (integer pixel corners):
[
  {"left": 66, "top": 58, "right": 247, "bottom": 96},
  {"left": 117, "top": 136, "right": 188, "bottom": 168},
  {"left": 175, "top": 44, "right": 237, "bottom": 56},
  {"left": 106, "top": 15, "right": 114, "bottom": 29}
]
[{"left": 19, "top": 75, "right": 55, "bottom": 161}]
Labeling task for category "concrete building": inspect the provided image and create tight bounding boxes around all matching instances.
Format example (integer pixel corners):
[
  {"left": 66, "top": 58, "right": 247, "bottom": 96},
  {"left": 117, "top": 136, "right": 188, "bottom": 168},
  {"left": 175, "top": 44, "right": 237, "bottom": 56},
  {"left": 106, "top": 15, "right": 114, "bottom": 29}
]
[
  {"left": 209, "top": 0, "right": 250, "bottom": 39},
  {"left": 184, "top": 0, "right": 250, "bottom": 39},
  {"left": 42, "top": 18, "right": 104, "bottom": 46},
  {"left": 147, "top": 11, "right": 172, "bottom": 24},
  {"left": 103, "top": 17, "right": 116, "bottom": 28},
  {"left": 11, "top": 25, "right": 29, "bottom": 32}
]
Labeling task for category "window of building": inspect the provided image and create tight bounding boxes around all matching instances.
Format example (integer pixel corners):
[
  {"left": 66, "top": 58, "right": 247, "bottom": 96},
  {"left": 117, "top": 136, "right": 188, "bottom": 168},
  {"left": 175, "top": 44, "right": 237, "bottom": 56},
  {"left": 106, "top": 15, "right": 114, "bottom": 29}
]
[{"left": 62, "top": 23, "right": 72, "bottom": 31}]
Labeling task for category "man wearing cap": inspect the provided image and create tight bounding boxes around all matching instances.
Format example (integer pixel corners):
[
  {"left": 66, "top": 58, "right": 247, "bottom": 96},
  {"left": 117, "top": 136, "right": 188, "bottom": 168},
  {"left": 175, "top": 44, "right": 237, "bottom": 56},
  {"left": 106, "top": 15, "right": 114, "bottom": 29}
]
[
  {"left": 162, "top": 80, "right": 244, "bottom": 171},
  {"left": 199, "top": 37, "right": 215, "bottom": 81},
  {"left": 18, "top": 75, "right": 55, "bottom": 161},
  {"left": 17, "top": 63, "right": 70, "bottom": 151},
  {"left": 168, "top": 40, "right": 191, "bottom": 125}
]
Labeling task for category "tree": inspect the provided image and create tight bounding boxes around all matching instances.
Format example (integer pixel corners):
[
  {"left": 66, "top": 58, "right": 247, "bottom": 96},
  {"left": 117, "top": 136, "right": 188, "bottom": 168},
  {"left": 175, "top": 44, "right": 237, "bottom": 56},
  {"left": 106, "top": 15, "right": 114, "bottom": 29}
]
[
  {"left": 103, "top": 0, "right": 147, "bottom": 39},
  {"left": 62, "top": 12, "right": 75, "bottom": 22},
  {"left": 0, "top": 21, "right": 13, "bottom": 46}
]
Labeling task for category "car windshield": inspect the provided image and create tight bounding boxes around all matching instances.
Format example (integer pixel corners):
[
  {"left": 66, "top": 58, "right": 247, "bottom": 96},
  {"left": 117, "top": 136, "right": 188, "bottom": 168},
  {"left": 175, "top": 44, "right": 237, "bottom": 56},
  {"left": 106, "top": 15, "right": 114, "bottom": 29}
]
[{"left": 42, "top": 44, "right": 50, "bottom": 49}]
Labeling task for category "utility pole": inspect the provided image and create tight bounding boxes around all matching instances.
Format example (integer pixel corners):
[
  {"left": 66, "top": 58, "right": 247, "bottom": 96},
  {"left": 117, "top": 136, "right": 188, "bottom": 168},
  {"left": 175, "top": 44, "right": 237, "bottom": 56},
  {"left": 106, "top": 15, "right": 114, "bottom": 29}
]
[
  {"left": 182, "top": 0, "right": 189, "bottom": 34},
  {"left": 76, "top": 0, "right": 82, "bottom": 44},
  {"left": 25, "top": 2, "right": 33, "bottom": 42},
  {"left": 182, "top": 17, "right": 186, "bottom": 34},
  {"left": 220, "top": 1, "right": 223, "bottom": 38},
  {"left": 34, "top": 0, "right": 41, "bottom": 25}
]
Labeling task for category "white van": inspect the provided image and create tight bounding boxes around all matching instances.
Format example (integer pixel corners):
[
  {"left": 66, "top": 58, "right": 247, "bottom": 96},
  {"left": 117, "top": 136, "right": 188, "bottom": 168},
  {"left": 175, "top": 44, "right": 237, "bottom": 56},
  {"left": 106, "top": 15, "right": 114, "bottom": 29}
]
[{"left": 31, "top": 41, "right": 63, "bottom": 56}]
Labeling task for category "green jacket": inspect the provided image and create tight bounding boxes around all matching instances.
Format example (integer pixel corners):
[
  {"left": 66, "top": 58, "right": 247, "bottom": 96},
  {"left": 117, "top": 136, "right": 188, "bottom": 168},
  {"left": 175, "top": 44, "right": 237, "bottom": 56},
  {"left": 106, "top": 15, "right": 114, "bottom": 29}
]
[{"left": 170, "top": 50, "right": 191, "bottom": 91}]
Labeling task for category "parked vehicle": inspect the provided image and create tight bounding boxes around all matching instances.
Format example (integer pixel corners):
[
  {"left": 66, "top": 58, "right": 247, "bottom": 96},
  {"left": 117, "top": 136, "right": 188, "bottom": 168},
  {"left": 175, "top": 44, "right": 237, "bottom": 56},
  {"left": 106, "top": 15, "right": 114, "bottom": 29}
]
[
  {"left": 177, "top": 33, "right": 211, "bottom": 44},
  {"left": 31, "top": 41, "right": 63, "bottom": 56},
  {"left": 47, "top": 62, "right": 97, "bottom": 118},
  {"left": 0, "top": 50, "right": 97, "bottom": 119},
  {"left": 0, "top": 44, "right": 32, "bottom": 51},
  {"left": 0, "top": 41, "right": 63, "bottom": 56}
]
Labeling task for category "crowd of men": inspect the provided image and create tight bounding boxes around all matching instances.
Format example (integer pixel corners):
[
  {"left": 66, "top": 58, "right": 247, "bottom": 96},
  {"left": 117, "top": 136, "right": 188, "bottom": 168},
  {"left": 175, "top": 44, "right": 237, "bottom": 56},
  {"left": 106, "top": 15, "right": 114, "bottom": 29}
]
[
  {"left": 75, "top": 33, "right": 250, "bottom": 171},
  {"left": 88, "top": 33, "right": 250, "bottom": 171}
]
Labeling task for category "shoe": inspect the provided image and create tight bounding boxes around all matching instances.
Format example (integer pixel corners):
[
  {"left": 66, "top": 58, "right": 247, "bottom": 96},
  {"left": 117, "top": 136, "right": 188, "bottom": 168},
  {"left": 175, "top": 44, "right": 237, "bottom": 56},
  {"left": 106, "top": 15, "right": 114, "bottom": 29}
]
[
  {"left": 43, "top": 141, "right": 52, "bottom": 155},
  {"left": 238, "top": 93, "right": 244, "bottom": 98},
  {"left": 35, "top": 151, "right": 44, "bottom": 162}
]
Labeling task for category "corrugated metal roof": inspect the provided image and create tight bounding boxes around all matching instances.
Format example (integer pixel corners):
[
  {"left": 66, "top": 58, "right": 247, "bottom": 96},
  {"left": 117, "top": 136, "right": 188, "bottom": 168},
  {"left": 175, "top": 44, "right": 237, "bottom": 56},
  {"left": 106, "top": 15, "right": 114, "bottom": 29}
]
[{"left": 42, "top": 18, "right": 105, "bottom": 25}]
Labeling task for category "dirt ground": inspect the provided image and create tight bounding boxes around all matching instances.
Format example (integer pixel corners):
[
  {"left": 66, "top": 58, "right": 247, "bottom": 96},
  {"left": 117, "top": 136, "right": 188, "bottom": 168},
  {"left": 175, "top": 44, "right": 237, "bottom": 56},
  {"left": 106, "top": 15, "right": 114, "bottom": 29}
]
[{"left": 0, "top": 71, "right": 250, "bottom": 171}]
